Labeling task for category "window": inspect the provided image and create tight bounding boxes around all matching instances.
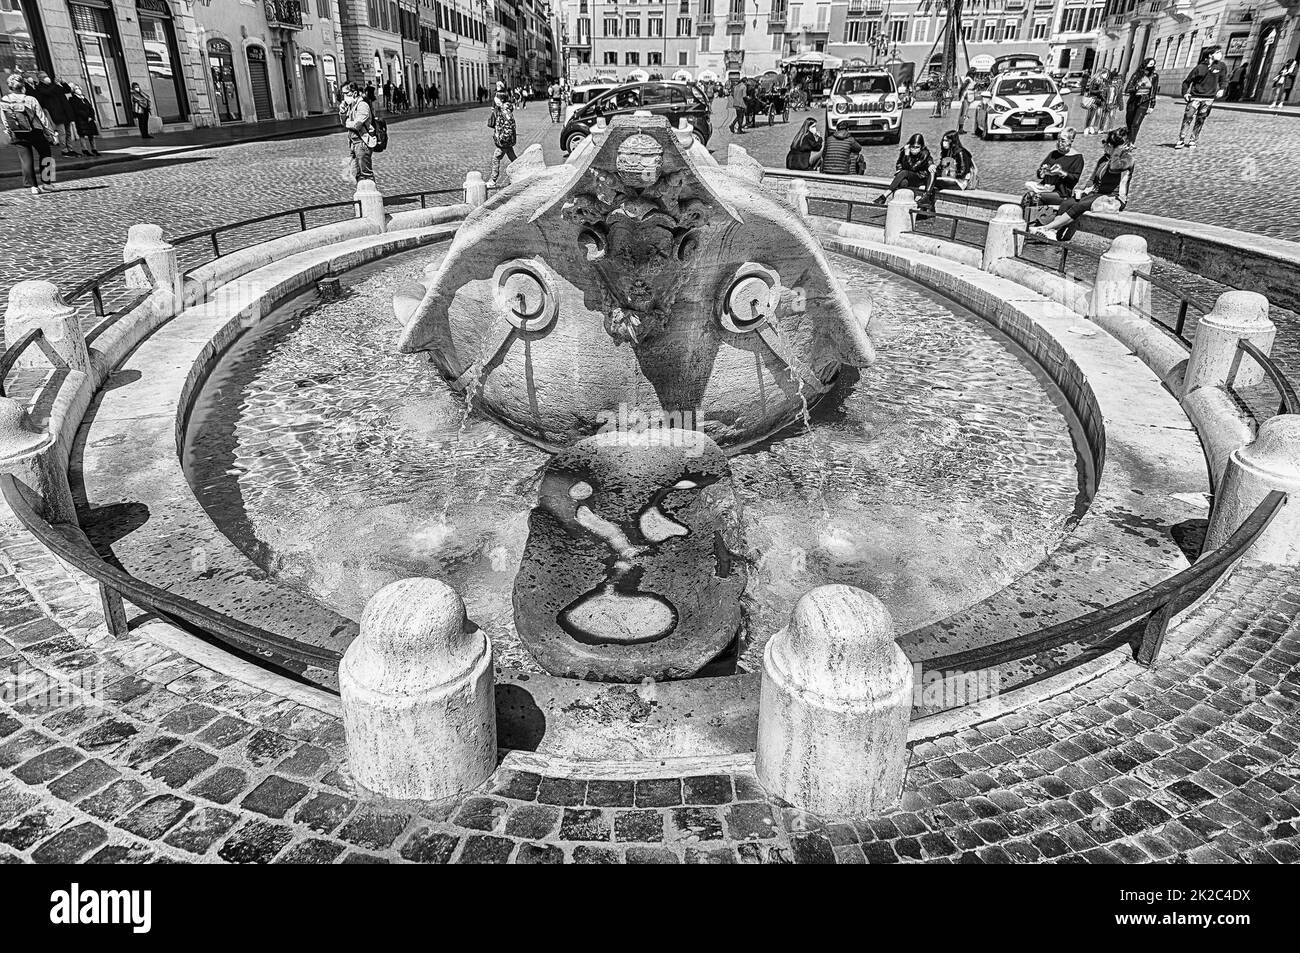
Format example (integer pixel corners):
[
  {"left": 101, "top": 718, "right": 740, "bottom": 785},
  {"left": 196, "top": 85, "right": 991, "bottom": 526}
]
[
  {"left": 578, "top": 16, "right": 591, "bottom": 41},
  {"left": 890, "top": 18, "right": 906, "bottom": 42},
  {"left": 368, "top": 0, "right": 380, "bottom": 27},
  {"left": 317, "top": 0, "right": 331, "bottom": 18},
  {"left": 603, "top": 16, "right": 618, "bottom": 35},
  {"left": 649, "top": 16, "right": 663, "bottom": 36},
  {"left": 700, "top": 32, "right": 710, "bottom": 51},
  {"left": 625, "top": 16, "right": 640, "bottom": 36},
  {"left": 771, "top": 32, "right": 782, "bottom": 50},
  {"left": 982, "top": 19, "right": 996, "bottom": 41},
  {"left": 1032, "top": 18, "right": 1047, "bottom": 39},
  {"left": 789, "top": 2, "right": 800, "bottom": 27},
  {"left": 677, "top": 16, "right": 691, "bottom": 34},
  {"left": 678, "top": 50, "right": 688, "bottom": 65},
  {"left": 626, "top": 50, "right": 639, "bottom": 64},
  {"left": 913, "top": 18, "right": 928, "bottom": 42},
  {"left": 648, "top": 50, "right": 662, "bottom": 65},
  {"left": 844, "top": 20, "right": 863, "bottom": 43},
  {"left": 1003, "top": 21, "right": 1017, "bottom": 40},
  {"left": 604, "top": 50, "right": 618, "bottom": 64},
  {"left": 835, "top": 75, "right": 893, "bottom": 95}
]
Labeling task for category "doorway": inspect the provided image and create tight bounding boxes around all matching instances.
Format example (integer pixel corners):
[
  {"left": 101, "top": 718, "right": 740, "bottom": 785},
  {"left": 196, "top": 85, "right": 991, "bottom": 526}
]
[
  {"left": 207, "top": 38, "right": 240, "bottom": 122},
  {"left": 1248, "top": 20, "right": 1283, "bottom": 102},
  {"left": 247, "top": 44, "right": 274, "bottom": 120},
  {"left": 69, "top": 0, "right": 130, "bottom": 127},
  {"left": 136, "top": 0, "right": 187, "bottom": 121},
  {"left": 300, "top": 51, "right": 322, "bottom": 113}
]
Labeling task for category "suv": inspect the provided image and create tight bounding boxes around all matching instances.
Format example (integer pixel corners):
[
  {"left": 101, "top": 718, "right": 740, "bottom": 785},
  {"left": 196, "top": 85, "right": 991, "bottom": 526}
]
[
  {"left": 560, "top": 82, "right": 712, "bottom": 153},
  {"left": 973, "top": 69, "right": 1069, "bottom": 139},
  {"left": 825, "top": 71, "right": 903, "bottom": 144}
]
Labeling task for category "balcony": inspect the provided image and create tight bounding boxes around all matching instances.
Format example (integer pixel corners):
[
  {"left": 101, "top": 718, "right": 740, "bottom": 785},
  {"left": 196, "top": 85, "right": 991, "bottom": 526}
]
[
  {"left": 727, "top": 11, "right": 746, "bottom": 30},
  {"left": 1225, "top": 5, "right": 1256, "bottom": 23},
  {"left": 768, "top": 12, "right": 787, "bottom": 30},
  {"left": 697, "top": 17, "right": 715, "bottom": 32},
  {"left": 1136, "top": 0, "right": 1165, "bottom": 19},
  {"left": 264, "top": 0, "right": 303, "bottom": 29}
]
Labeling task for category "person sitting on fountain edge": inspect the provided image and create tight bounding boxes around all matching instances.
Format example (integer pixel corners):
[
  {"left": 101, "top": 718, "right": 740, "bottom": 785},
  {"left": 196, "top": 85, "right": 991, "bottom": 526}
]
[
  {"left": 819, "top": 124, "right": 863, "bottom": 176},
  {"left": 916, "top": 130, "right": 974, "bottom": 211},
  {"left": 1030, "top": 127, "right": 1135, "bottom": 242}
]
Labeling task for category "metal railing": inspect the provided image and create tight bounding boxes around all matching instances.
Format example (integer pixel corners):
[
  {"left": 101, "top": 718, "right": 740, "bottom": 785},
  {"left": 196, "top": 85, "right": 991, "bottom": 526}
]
[
  {"left": 922, "top": 489, "right": 1287, "bottom": 676},
  {"left": 62, "top": 257, "right": 156, "bottom": 321},
  {"left": 380, "top": 187, "right": 465, "bottom": 209},
  {"left": 0, "top": 328, "right": 49, "bottom": 399},
  {"left": 805, "top": 195, "right": 888, "bottom": 226},
  {"left": 910, "top": 208, "right": 990, "bottom": 249},
  {"left": 0, "top": 474, "right": 344, "bottom": 671},
  {"left": 171, "top": 199, "right": 361, "bottom": 275},
  {"left": 1128, "top": 268, "right": 1211, "bottom": 346},
  {"left": 1237, "top": 338, "right": 1300, "bottom": 418},
  {"left": 1013, "top": 228, "right": 1106, "bottom": 278}
]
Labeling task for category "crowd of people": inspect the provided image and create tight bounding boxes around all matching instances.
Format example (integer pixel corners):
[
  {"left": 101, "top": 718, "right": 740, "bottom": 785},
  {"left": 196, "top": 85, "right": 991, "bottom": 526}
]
[{"left": 1, "top": 70, "right": 112, "bottom": 195}]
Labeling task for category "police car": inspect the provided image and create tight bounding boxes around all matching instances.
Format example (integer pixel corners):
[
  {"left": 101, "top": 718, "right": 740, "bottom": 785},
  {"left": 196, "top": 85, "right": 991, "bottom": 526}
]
[
  {"left": 824, "top": 70, "right": 903, "bottom": 144},
  {"left": 973, "top": 67, "right": 1069, "bottom": 140}
]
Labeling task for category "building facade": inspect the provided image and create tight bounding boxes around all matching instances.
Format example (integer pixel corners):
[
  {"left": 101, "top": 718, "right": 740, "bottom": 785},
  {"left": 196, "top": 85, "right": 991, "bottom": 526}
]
[
  {"left": 565, "top": 1, "right": 699, "bottom": 83},
  {"left": 1092, "top": 0, "right": 1298, "bottom": 103},
  {"left": 1, "top": 0, "right": 350, "bottom": 134},
  {"left": 436, "top": 0, "right": 489, "bottom": 99},
  {"left": 1049, "top": 0, "right": 1104, "bottom": 71}
]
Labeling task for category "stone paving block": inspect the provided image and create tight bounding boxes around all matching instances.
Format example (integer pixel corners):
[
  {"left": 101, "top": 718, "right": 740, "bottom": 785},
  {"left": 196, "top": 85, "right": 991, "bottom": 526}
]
[
  {"left": 217, "top": 820, "right": 294, "bottom": 864},
  {"left": 399, "top": 826, "right": 459, "bottom": 864},
  {"left": 79, "top": 778, "right": 149, "bottom": 822},
  {"left": 195, "top": 716, "right": 255, "bottom": 750},
  {"left": 46, "top": 758, "right": 119, "bottom": 802},
  {"left": 86, "top": 843, "right": 155, "bottom": 864},
  {"left": 584, "top": 779, "right": 634, "bottom": 807},
  {"left": 293, "top": 790, "right": 355, "bottom": 834},
  {"left": 504, "top": 803, "right": 560, "bottom": 840},
  {"left": 117, "top": 794, "right": 194, "bottom": 839},
  {"left": 277, "top": 744, "right": 331, "bottom": 778},
  {"left": 163, "top": 807, "right": 239, "bottom": 855},
  {"left": 536, "top": 776, "right": 586, "bottom": 806},
  {"left": 241, "top": 775, "right": 310, "bottom": 819},
  {"left": 276, "top": 839, "right": 346, "bottom": 864},
  {"left": 13, "top": 746, "right": 85, "bottom": 784},
  {"left": 189, "top": 767, "right": 249, "bottom": 805},
  {"left": 0, "top": 729, "right": 56, "bottom": 768},
  {"left": 671, "top": 807, "right": 724, "bottom": 842},
  {"left": 457, "top": 834, "right": 515, "bottom": 863},
  {"left": 515, "top": 843, "right": 564, "bottom": 864},
  {"left": 30, "top": 822, "right": 107, "bottom": 863},
  {"left": 452, "top": 796, "right": 507, "bottom": 832},
  {"left": 682, "top": 775, "right": 733, "bottom": 805},
  {"left": 634, "top": 778, "right": 682, "bottom": 808},
  {"left": 625, "top": 846, "right": 680, "bottom": 864},
  {"left": 148, "top": 746, "right": 219, "bottom": 789},
  {"left": 159, "top": 703, "right": 220, "bottom": 734},
  {"left": 336, "top": 809, "right": 410, "bottom": 851},
  {"left": 244, "top": 729, "right": 297, "bottom": 767},
  {"left": 490, "top": 769, "right": 541, "bottom": 801},
  {"left": 558, "top": 808, "right": 609, "bottom": 842},
  {"left": 614, "top": 810, "right": 664, "bottom": 843}
]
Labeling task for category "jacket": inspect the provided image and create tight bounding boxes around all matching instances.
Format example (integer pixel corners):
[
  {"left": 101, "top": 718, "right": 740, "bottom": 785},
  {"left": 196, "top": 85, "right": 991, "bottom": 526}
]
[
  {"left": 1182, "top": 61, "right": 1227, "bottom": 99},
  {"left": 343, "top": 98, "right": 372, "bottom": 142},
  {"left": 819, "top": 130, "right": 862, "bottom": 175},
  {"left": 0, "top": 92, "right": 55, "bottom": 141},
  {"left": 785, "top": 128, "right": 822, "bottom": 170},
  {"left": 1125, "top": 69, "right": 1160, "bottom": 105}
]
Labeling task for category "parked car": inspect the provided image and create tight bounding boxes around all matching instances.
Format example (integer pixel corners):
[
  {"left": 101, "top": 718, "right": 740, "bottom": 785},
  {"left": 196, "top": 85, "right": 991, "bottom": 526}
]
[
  {"left": 824, "top": 70, "right": 903, "bottom": 144},
  {"left": 560, "top": 81, "right": 712, "bottom": 153},
  {"left": 1060, "top": 71, "right": 1087, "bottom": 92},
  {"left": 973, "top": 68, "right": 1069, "bottom": 139},
  {"left": 564, "top": 82, "right": 616, "bottom": 124},
  {"left": 989, "top": 54, "right": 1046, "bottom": 77}
]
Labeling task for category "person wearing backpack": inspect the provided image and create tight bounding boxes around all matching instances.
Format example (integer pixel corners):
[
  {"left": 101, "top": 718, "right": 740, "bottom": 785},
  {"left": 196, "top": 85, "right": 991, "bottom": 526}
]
[
  {"left": 1, "top": 73, "right": 57, "bottom": 194},
  {"left": 485, "top": 87, "right": 517, "bottom": 188},
  {"left": 340, "top": 82, "right": 377, "bottom": 183}
]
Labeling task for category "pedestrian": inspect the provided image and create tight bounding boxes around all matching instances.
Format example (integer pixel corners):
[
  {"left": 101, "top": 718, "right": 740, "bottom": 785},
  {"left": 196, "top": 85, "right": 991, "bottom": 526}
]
[
  {"left": 1175, "top": 47, "right": 1227, "bottom": 149},
  {"left": 340, "top": 82, "right": 376, "bottom": 184},
  {"left": 430, "top": 83, "right": 440, "bottom": 109},
  {"left": 744, "top": 81, "right": 760, "bottom": 128},
  {"left": 917, "top": 129, "right": 974, "bottom": 210},
  {"left": 785, "top": 116, "right": 823, "bottom": 170},
  {"left": 129, "top": 82, "right": 153, "bottom": 138},
  {"left": 548, "top": 81, "right": 562, "bottom": 122},
  {"left": 1228, "top": 62, "right": 1247, "bottom": 101},
  {"left": 31, "top": 71, "right": 74, "bottom": 156},
  {"left": 67, "top": 85, "right": 100, "bottom": 156},
  {"left": 382, "top": 80, "right": 392, "bottom": 113},
  {"left": 1031, "top": 128, "right": 1134, "bottom": 242},
  {"left": 486, "top": 85, "right": 517, "bottom": 188},
  {"left": 1270, "top": 58, "right": 1297, "bottom": 109},
  {"left": 1124, "top": 58, "right": 1159, "bottom": 144},
  {"left": 1082, "top": 69, "right": 1108, "bottom": 135},
  {"left": 1021, "top": 127, "right": 1084, "bottom": 221},
  {"left": 416, "top": 83, "right": 425, "bottom": 110},
  {"left": 1, "top": 73, "right": 57, "bottom": 195},
  {"left": 1098, "top": 69, "right": 1122, "bottom": 132},
  {"left": 728, "top": 79, "right": 746, "bottom": 134},
  {"left": 874, "top": 133, "right": 934, "bottom": 205},
  {"left": 956, "top": 67, "right": 987, "bottom": 134},
  {"left": 818, "top": 122, "right": 863, "bottom": 176}
]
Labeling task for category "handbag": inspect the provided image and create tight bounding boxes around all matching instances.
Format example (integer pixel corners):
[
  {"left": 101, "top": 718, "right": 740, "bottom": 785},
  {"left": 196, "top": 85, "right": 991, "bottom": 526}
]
[
  {"left": 1092, "top": 195, "right": 1123, "bottom": 213},
  {"left": 487, "top": 108, "right": 497, "bottom": 128}
]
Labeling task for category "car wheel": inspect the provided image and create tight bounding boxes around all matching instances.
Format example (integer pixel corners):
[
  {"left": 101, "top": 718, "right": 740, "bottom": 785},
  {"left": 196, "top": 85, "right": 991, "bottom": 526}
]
[
  {"left": 564, "top": 129, "right": 588, "bottom": 153},
  {"left": 692, "top": 128, "right": 707, "bottom": 146}
]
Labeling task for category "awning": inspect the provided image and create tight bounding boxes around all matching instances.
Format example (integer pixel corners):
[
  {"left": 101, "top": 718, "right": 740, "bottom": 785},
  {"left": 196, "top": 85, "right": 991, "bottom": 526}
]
[
  {"left": 672, "top": 69, "right": 693, "bottom": 82},
  {"left": 697, "top": 69, "right": 719, "bottom": 82},
  {"left": 779, "top": 51, "right": 843, "bottom": 69},
  {"left": 627, "top": 68, "right": 649, "bottom": 82}
]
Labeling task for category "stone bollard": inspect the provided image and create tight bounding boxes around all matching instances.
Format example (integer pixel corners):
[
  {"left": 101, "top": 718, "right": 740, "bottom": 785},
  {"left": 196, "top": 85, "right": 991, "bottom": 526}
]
[
  {"left": 354, "top": 179, "right": 386, "bottom": 232},
  {"left": 0, "top": 397, "right": 75, "bottom": 525},
  {"left": 1183, "top": 291, "right": 1275, "bottom": 396},
  {"left": 463, "top": 170, "right": 487, "bottom": 207},
  {"left": 982, "top": 203, "right": 1024, "bottom": 272},
  {"left": 122, "top": 223, "right": 178, "bottom": 296},
  {"left": 1204, "top": 415, "right": 1300, "bottom": 565},
  {"left": 884, "top": 189, "right": 916, "bottom": 245},
  {"left": 756, "top": 584, "right": 913, "bottom": 817},
  {"left": 787, "top": 178, "right": 810, "bottom": 220},
  {"left": 340, "top": 578, "right": 496, "bottom": 801},
  {"left": 3, "top": 280, "right": 91, "bottom": 376},
  {"left": 1087, "top": 234, "right": 1150, "bottom": 322}
]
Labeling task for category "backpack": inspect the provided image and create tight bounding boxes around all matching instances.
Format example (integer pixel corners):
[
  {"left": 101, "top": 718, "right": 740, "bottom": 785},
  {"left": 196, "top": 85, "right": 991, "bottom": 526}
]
[
  {"left": 369, "top": 116, "right": 388, "bottom": 152},
  {"left": 1, "top": 96, "right": 36, "bottom": 142}
]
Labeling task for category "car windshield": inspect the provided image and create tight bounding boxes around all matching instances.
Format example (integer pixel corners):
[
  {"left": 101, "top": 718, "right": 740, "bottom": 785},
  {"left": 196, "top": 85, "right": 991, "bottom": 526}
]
[
  {"left": 999, "top": 77, "right": 1054, "bottom": 96},
  {"left": 590, "top": 87, "right": 640, "bottom": 113},
  {"left": 836, "top": 76, "right": 893, "bottom": 96}
]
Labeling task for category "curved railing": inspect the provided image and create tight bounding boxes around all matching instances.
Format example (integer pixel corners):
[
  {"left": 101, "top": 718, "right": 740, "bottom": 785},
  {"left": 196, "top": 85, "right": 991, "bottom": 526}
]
[
  {"left": 1, "top": 188, "right": 1296, "bottom": 707},
  {"left": 171, "top": 199, "right": 361, "bottom": 270}
]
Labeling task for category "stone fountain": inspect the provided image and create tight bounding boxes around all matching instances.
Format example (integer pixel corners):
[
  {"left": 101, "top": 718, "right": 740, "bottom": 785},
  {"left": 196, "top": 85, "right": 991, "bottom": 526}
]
[{"left": 393, "top": 113, "right": 875, "bottom": 683}]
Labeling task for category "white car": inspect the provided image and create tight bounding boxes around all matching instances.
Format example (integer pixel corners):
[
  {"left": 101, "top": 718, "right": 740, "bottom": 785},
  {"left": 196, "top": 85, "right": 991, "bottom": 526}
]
[
  {"left": 824, "top": 71, "right": 903, "bottom": 144},
  {"left": 564, "top": 83, "right": 616, "bottom": 124},
  {"left": 974, "top": 69, "right": 1069, "bottom": 140}
]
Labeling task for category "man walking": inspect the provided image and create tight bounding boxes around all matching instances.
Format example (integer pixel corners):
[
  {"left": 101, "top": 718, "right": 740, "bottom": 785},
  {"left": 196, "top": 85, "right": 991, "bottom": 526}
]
[
  {"left": 430, "top": 83, "right": 440, "bottom": 109},
  {"left": 728, "top": 79, "right": 746, "bottom": 134},
  {"left": 340, "top": 83, "right": 376, "bottom": 183},
  {"left": 129, "top": 82, "right": 153, "bottom": 138},
  {"left": 486, "top": 82, "right": 517, "bottom": 188},
  {"left": 1175, "top": 47, "right": 1227, "bottom": 150}
]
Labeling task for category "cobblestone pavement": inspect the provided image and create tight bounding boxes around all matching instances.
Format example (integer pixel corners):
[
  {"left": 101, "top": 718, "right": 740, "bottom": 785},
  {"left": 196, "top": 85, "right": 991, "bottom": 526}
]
[
  {"left": 1, "top": 90, "right": 1297, "bottom": 317},
  {"left": 1, "top": 522, "right": 1297, "bottom": 863}
]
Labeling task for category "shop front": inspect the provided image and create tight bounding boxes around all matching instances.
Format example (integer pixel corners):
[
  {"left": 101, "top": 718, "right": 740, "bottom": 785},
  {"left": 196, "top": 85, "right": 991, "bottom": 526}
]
[
  {"left": 135, "top": 0, "right": 187, "bottom": 122},
  {"left": 69, "top": 0, "right": 131, "bottom": 128},
  {"left": 0, "top": 0, "right": 52, "bottom": 76},
  {"left": 207, "top": 36, "right": 240, "bottom": 122}
]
